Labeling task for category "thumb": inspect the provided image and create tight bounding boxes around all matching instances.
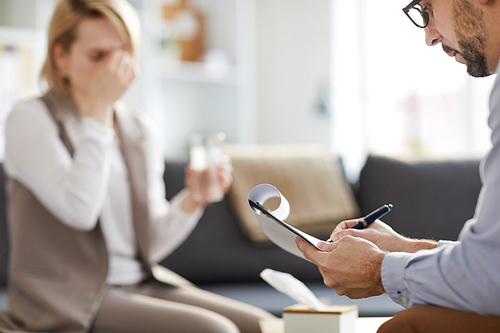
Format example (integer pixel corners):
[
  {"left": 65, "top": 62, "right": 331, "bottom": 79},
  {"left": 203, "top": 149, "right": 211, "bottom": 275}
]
[
  {"left": 296, "top": 237, "right": 326, "bottom": 264},
  {"left": 317, "top": 240, "right": 336, "bottom": 252}
]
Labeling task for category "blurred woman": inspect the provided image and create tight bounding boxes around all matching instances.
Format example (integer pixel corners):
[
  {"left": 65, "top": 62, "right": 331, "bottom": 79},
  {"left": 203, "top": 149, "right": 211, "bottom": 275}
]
[{"left": 0, "top": 0, "right": 274, "bottom": 332}]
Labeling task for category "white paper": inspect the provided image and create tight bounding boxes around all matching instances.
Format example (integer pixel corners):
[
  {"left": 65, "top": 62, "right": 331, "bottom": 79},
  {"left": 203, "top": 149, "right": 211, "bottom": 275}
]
[
  {"left": 260, "top": 268, "right": 326, "bottom": 311},
  {"left": 248, "top": 184, "right": 323, "bottom": 260}
]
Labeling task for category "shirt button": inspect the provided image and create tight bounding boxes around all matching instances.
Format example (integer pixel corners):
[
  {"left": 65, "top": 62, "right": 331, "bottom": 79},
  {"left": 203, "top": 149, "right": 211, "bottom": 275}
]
[{"left": 401, "top": 296, "right": 408, "bottom": 305}]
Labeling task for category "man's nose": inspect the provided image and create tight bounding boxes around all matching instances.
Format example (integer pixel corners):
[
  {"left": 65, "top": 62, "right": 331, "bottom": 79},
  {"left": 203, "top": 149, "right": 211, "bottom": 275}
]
[{"left": 424, "top": 22, "right": 442, "bottom": 46}]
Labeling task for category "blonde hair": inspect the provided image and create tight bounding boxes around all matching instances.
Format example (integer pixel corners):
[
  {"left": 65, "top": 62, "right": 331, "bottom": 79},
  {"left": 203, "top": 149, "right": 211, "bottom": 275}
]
[{"left": 41, "top": 0, "right": 141, "bottom": 95}]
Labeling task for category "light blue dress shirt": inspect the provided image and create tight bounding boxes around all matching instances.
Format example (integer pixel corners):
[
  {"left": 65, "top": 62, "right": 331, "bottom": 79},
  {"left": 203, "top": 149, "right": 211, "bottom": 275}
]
[{"left": 381, "top": 66, "right": 500, "bottom": 316}]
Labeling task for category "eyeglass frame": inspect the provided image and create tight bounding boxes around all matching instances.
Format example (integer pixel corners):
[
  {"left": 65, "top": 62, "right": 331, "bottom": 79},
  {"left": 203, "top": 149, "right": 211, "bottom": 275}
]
[{"left": 403, "top": 0, "right": 430, "bottom": 28}]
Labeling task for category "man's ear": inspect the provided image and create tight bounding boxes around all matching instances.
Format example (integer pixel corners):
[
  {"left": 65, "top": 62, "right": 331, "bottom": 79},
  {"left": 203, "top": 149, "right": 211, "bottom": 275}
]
[{"left": 52, "top": 43, "right": 68, "bottom": 74}]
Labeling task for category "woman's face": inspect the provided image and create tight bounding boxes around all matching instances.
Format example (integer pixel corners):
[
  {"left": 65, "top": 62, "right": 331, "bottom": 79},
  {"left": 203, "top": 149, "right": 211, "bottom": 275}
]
[{"left": 55, "top": 17, "right": 132, "bottom": 97}]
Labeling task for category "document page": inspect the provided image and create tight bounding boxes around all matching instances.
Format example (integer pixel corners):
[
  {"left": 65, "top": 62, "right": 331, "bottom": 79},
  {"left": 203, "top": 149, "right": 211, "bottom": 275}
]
[{"left": 248, "top": 184, "right": 324, "bottom": 260}]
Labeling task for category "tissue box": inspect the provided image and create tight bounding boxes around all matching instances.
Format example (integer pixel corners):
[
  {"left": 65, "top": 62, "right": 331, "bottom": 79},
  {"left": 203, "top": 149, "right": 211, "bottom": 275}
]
[{"left": 283, "top": 304, "right": 358, "bottom": 333}]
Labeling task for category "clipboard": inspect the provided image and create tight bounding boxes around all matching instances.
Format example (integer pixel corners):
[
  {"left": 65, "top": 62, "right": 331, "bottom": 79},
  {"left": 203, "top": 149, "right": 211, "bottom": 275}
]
[{"left": 249, "top": 199, "right": 323, "bottom": 253}]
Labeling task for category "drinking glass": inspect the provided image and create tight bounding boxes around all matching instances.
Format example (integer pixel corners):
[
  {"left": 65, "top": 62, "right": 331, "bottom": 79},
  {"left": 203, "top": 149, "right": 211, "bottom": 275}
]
[{"left": 189, "top": 132, "right": 226, "bottom": 202}]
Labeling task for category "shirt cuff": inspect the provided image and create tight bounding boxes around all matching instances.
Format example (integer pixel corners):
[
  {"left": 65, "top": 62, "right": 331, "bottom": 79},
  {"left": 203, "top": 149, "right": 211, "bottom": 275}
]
[
  {"left": 437, "top": 240, "right": 458, "bottom": 247},
  {"left": 381, "top": 252, "right": 413, "bottom": 308}
]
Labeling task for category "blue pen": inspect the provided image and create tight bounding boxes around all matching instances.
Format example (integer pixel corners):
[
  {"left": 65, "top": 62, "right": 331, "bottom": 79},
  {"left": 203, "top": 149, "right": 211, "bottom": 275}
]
[{"left": 351, "top": 204, "right": 393, "bottom": 229}]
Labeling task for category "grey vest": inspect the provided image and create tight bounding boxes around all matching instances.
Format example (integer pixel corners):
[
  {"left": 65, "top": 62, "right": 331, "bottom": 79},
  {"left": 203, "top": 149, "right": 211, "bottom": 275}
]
[{"left": 0, "top": 91, "right": 174, "bottom": 332}]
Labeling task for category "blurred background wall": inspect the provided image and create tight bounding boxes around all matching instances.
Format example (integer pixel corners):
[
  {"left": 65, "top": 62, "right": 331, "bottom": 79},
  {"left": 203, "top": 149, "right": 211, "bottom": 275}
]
[{"left": 0, "top": 0, "right": 494, "bottom": 179}]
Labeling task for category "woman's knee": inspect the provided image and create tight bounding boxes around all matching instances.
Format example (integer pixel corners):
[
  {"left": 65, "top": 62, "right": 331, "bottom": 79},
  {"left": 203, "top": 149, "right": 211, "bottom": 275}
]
[
  {"left": 93, "top": 289, "right": 241, "bottom": 333},
  {"left": 184, "top": 309, "right": 240, "bottom": 333}
]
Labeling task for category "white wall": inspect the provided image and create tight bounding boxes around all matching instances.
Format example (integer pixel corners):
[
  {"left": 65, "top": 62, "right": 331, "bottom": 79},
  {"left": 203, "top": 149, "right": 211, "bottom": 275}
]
[
  {"left": 0, "top": 0, "right": 54, "bottom": 30},
  {"left": 1, "top": 0, "right": 334, "bottom": 159},
  {"left": 255, "top": 0, "right": 330, "bottom": 146}
]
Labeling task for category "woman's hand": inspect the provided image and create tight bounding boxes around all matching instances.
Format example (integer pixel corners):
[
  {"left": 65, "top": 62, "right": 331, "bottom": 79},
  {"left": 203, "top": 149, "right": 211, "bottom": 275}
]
[
  {"left": 182, "top": 155, "right": 233, "bottom": 213},
  {"left": 329, "top": 219, "right": 437, "bottom": 253},
  {"left": 80, "top": 49, "right": 136, "bottom": 127}
]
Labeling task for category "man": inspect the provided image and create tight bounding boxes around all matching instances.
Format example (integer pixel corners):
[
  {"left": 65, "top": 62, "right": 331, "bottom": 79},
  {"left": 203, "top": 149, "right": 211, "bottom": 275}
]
[{"left": 296, "top": 0, "right": 500, "bottom": 331}]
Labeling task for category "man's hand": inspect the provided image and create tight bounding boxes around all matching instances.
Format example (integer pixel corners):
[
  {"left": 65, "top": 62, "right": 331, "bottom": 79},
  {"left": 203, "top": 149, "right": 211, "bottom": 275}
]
[
  {"left": 296, "top": 236, "right": 386, "bottom": 299},
  {"left": 330, "top": 220, "right": 438, "bottom": 253}
]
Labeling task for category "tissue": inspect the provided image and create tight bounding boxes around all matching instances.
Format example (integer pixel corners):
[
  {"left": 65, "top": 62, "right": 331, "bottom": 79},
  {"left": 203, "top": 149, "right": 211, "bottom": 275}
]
[{"left": 260, "top": 268, "right": 326, "bottom": 311}]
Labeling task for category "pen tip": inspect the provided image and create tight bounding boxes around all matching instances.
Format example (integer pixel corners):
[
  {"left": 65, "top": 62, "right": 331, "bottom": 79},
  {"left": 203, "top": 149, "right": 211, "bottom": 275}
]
[{"left": 388, "top": 204, "right": 393, "bottom": 209}]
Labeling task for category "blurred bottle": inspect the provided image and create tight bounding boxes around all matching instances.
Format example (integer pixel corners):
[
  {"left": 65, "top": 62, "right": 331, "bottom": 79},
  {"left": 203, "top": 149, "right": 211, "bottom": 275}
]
[{"left": 161, "top": 0, "right": 204, "bottom": 62}]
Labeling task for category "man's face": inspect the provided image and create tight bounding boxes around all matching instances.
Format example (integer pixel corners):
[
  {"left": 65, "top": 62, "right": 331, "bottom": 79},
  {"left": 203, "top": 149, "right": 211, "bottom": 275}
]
[{"left": 424, "top": 0, "right": 492, "bottom": 77}]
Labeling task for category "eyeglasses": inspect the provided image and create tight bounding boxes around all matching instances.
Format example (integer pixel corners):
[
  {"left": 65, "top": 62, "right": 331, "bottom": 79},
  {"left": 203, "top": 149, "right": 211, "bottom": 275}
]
[{"left": 403, "top": 0, "right": 430, "bottom": 28}]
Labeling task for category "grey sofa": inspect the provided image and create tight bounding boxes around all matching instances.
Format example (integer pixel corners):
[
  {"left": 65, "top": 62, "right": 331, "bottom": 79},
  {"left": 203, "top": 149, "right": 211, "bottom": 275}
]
[{"left": 0, "top": 155, "right": 482, "bottom": 317}]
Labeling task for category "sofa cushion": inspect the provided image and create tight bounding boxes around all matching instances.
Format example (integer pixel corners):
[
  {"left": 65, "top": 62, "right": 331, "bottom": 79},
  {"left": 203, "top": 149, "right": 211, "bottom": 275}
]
[
  {"left": 225, "top": 145, "right": 359, "bottom": 243},
  {"left": 356, "top": 155, "right": 482, "bottom": 241}
]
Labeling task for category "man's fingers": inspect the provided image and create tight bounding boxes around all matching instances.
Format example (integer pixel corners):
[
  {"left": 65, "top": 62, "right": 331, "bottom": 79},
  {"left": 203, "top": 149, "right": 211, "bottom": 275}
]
[
  {"left": 332, "top": 219, "right": 362, "bottom": 233},
  {"left": 296, "top": 237, "right": 316, "bottom": 260},
  {"left": 317, "top": 240, "right": 336, "bottom": 252},
  {"left": 295, "top": 236, "right": 307, "bottom": 252},
  {"left": 296, "top": 237, "right": 333, "bottom": 264},
  {"left": 330, "top": 229, "right": 361, "bottom": 242}
]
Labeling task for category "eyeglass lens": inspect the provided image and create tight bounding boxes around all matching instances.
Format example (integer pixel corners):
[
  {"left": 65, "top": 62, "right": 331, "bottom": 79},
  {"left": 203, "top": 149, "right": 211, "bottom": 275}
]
[{"left": 407, "top": 7, "right": 428, "bottom": 27}]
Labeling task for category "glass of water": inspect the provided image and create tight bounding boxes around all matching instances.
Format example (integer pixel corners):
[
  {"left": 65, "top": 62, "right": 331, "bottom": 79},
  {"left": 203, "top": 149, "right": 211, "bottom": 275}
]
[{"left": 189, "top": 132, "right": 226, "bottom": 202}]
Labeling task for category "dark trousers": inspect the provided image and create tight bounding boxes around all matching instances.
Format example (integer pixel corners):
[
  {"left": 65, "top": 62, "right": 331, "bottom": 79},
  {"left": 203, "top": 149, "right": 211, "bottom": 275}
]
[{"left": 378, "top": 305, "right": 500, "bottom": 333}]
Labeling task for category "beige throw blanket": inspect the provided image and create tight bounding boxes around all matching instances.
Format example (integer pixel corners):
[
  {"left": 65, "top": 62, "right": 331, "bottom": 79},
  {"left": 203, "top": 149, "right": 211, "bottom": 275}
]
[{"left": 226, "top": 145, "right": 360, "bottom": 243}]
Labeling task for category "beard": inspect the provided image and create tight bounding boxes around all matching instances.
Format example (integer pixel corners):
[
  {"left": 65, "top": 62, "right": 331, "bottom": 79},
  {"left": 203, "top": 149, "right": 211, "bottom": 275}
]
[
  {"left": 459, "top": 40, "right": 489, "bottom": 77},
  {"left": 452, "top": 0, "right": 491, "bottom": 77}
]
